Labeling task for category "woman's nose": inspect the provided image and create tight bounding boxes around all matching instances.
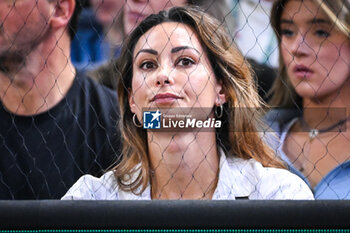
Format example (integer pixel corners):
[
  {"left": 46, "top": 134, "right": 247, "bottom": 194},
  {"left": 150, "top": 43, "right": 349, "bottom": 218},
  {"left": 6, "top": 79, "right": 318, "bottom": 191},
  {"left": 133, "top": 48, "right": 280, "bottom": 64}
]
[
  {"left": 155, "top": 64, "right": 173, "bottom": 86},
  {"left": 290, "top": 32, "right": 311, "bottom": 58}
]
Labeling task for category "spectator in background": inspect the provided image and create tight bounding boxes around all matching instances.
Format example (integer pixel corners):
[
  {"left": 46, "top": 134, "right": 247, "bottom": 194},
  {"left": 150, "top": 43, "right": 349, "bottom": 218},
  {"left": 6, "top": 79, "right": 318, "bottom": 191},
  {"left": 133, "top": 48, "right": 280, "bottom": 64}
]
[
  {"left": 71, "top": 0, "right": 124, "bottom": 71},
  {"left": 123, "top": 0, "right": 188, "bottom": 36},
  {"left": 0, "top": 0, "right": 121, "bottom": 199},
  {"left": 267, "top": 0, "right": 350, "bottom": 199},
  {"left": 62, "top": 6, "right": 313, "bottom": 200}
]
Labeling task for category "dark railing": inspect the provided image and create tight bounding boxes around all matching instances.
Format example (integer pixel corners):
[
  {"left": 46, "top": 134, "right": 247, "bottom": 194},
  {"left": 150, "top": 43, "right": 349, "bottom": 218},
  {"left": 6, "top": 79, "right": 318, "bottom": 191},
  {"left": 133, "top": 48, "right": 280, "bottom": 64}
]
[{"left": 0, "top": 200, "right": 349, "bottom": 230}]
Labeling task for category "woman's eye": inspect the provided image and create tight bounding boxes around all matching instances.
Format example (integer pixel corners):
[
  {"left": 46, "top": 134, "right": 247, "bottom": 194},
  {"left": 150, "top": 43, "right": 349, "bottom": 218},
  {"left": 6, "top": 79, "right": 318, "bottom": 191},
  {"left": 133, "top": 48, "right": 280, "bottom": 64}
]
[
  {"left": 315, "top": 29, "right": 330, "bottom": 38},
  {"left": 177, "top": 57, "right": 195, "bottom": 67},
  {"left": 140, "top": 61, "right": 157, "bottom": 70},
  {"left": 281, "top": 29, "right": 294, "bottom": 37}
]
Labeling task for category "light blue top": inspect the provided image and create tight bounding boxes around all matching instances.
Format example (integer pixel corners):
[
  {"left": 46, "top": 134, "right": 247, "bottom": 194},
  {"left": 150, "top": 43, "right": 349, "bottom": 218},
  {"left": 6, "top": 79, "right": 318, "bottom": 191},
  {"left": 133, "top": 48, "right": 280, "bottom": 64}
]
[{"left": 267, "top": 109, "right": 350, "bottom": 199}]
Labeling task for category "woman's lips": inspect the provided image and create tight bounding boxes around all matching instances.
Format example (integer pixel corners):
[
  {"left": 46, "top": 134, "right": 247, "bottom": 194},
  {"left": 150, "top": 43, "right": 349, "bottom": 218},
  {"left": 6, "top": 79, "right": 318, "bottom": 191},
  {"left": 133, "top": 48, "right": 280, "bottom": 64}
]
[
  {"left": 293, "top": 64, "right": 314, "bottom": 78},
  {"left": 151, "top": 93, "right": 182, "bottom": 104}
]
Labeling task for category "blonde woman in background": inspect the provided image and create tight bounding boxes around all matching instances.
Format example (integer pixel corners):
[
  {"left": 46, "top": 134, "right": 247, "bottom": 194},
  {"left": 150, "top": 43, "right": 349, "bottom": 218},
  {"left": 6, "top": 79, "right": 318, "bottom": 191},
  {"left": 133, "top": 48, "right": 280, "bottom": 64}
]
[
  {"left": 63, "top": 6, "right": 313, "bottom": 200},
  {"left": 267, "top": 0, "right": 350, "bottom": 199}
]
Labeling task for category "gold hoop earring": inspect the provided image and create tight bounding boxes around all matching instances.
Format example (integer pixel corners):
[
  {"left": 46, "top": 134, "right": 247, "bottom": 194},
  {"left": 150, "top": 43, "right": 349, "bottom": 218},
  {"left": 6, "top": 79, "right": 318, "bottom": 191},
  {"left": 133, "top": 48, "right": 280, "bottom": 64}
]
[{"left": 133, "top": 114, "right": 142, "bottom": 127}]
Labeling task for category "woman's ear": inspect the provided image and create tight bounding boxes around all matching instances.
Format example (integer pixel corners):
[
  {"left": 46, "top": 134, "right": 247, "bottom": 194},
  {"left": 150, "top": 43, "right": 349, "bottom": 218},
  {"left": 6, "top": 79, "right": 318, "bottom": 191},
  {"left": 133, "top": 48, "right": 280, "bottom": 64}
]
[
  {"left": 215, "top": 81, "right": 226, "bottom": 106},
  {"left": 128, "top": 89, "right": 136, "bottom": 114},
  {"left": 49, "top": 0, "right": 75, "bottom": 31}
]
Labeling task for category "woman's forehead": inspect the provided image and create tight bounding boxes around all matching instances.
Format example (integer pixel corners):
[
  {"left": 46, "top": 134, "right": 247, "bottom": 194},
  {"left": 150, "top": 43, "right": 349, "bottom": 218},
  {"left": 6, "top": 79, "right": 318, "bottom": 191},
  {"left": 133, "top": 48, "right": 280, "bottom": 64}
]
[
  {"left": 281, "top": 0, "right": 328, "bottom": 21},
  {"left": 133, "top": 22, "right": 203, "bottom": 54}
]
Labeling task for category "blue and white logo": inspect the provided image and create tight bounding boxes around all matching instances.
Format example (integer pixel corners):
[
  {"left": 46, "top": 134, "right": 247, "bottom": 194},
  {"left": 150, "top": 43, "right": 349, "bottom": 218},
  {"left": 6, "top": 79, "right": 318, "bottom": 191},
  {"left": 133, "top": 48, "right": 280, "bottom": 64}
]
[{"left": 143, "top": 110, "right": 161, "bottom": 129}]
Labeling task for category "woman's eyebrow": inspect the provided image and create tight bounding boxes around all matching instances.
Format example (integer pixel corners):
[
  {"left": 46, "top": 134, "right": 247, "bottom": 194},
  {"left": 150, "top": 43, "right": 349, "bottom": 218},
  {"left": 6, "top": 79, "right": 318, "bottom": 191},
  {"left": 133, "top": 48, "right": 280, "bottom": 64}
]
[
  {"left": 134, "top": 49, "right": 158, "bottom": 59},
  {"left": 171, "top": 46, "right": 200, "bottom": 55},
  {"left": 280, "top": 19, "right": 293, "bottom": 25},
  {"left": 280, "top": 18, "right": 331, "bottom": 25},
  {"left": 309, "top": 18, "right": 331, "bottom": 25}
]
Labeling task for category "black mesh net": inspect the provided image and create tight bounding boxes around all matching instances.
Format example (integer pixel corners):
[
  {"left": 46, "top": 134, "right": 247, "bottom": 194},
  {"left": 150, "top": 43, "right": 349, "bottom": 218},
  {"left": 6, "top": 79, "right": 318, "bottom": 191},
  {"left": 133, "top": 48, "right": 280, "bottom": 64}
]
[{"left": 0, "top": 0, "right": 348, "bottom": 200}]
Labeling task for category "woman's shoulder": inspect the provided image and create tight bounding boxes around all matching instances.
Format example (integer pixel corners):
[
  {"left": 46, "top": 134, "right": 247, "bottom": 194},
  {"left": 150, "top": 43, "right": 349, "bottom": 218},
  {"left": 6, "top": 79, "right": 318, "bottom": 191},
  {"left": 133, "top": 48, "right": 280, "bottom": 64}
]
[
  {"left": 225, "top": 156, "right": 314, "bottom": 200},
  {"left": 61, "top": 171, "right": 119, "bottom": 200}
]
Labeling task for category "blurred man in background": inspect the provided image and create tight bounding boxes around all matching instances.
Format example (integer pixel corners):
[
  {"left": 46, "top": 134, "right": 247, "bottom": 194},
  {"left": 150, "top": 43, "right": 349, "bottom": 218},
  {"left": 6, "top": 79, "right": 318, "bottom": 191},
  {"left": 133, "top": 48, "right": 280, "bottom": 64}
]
[{"left": 0, "top": 0, "right": 120, "bottom": 199}]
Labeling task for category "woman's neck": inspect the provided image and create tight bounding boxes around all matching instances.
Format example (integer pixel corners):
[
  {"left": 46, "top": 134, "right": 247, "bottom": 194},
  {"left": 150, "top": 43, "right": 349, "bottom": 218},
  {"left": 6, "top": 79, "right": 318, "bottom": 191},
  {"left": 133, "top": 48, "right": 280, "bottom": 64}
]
[{"left": 148, "top": 131, "right": 219, "bottom": 200}]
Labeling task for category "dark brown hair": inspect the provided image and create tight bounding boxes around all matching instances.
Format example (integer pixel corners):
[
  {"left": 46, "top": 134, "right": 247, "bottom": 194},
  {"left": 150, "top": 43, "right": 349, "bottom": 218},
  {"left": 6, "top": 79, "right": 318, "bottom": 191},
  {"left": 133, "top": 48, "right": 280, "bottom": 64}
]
[{"left": 115, "top": 6, "right": 284, "bottom": 194}]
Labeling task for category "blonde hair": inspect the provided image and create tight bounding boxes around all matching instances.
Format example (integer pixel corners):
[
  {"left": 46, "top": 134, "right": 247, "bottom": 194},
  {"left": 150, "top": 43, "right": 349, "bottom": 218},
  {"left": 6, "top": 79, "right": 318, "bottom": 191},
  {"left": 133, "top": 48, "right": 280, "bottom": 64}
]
[
  {"left": 116, "top": 6, "right": 284, "bottom": 194},
  {"left": 269, "top": 0, "right": 350, "bottom": 107}
]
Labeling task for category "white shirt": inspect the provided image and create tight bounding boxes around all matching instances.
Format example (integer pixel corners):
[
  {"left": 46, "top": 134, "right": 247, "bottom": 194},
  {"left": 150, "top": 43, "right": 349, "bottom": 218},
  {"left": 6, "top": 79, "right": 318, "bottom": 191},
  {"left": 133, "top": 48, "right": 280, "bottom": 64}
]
[{"left": 62, "top": 152, "right": 314, "bottom": 200}]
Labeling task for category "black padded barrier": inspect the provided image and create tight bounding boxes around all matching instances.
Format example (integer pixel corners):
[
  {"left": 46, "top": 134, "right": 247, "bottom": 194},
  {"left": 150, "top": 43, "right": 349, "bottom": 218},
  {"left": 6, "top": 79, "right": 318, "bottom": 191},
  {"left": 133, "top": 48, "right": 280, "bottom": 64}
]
[{"left": 0, "top": 200, "right": 349, "bottom": 230}]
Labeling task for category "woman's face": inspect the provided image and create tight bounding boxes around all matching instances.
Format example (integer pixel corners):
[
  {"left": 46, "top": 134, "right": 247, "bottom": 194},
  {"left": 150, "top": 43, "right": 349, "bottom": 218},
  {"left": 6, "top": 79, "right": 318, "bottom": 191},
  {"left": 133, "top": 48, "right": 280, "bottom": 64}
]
[
  {"left": 123, "top": 0, "right": 187, "bottom": 35},
  {"left": 129, "top": 22, "right": 225, "bottom": 119},
  {"left": 280, "top": 0, "right": 350, "bottom": 100}
]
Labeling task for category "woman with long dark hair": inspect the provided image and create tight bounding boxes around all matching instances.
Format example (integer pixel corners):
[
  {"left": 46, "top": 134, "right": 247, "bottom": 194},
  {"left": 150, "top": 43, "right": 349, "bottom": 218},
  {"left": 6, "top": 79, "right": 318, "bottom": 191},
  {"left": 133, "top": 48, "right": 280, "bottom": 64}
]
[{"left": 63, "top": 6, "right": 313, "bottom": 200}]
